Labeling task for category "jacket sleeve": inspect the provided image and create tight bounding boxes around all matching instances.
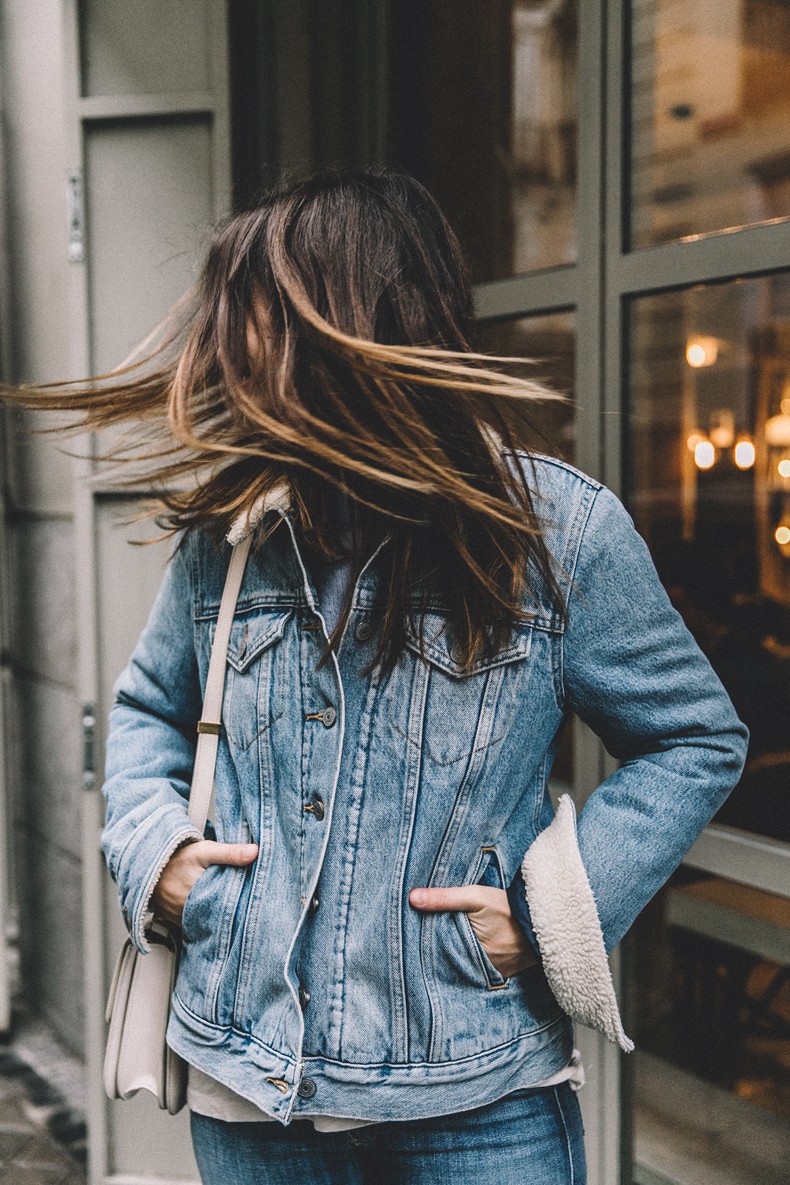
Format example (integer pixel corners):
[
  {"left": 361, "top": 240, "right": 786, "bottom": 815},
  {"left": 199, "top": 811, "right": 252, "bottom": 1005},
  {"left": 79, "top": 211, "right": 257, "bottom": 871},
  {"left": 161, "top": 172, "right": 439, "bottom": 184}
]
[
  {"left": 101, "top": 535, "right": 205, "bottom": 954},
  {"left": 513, "top": 484, "right": 749, "bottom": 1050}
]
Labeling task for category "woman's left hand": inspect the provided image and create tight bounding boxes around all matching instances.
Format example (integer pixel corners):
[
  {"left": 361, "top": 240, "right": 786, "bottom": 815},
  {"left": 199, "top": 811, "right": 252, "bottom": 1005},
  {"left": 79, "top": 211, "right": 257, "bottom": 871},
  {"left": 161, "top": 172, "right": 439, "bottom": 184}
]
[{"left": 409, "top": 885, "right": 538, "bottom": 978}]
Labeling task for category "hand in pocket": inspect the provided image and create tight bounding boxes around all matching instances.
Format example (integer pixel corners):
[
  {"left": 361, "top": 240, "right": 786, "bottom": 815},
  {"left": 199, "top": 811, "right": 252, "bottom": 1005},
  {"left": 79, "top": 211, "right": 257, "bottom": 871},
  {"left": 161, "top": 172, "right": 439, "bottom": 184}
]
[
  {"left": 409, "top": 884, "right": 538, "bottom": 979},
  {"left": 151, "top": 839, "right": 258, "bottom": 928}
]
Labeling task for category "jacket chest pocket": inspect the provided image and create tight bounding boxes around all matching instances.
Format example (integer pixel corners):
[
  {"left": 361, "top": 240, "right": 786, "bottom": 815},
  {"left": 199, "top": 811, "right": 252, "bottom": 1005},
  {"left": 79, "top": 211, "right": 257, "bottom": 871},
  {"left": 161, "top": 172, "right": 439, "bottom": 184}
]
[
  {"left": 387, "top": 614, "right": 535, "bottom": 769},
  {"left": 204, "top": 610, "right": 292, "bottom": 751}
]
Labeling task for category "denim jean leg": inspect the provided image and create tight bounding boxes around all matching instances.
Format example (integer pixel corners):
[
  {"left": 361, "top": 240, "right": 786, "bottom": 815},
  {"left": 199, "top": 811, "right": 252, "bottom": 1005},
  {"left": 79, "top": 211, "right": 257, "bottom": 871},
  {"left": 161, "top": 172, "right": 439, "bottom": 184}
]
[
  {"left": 367, "top": 1083, "right": 587, "bottom": 1185},
  {"left": 189, "top": 1112, "right": 366, "bottom": 1185}
]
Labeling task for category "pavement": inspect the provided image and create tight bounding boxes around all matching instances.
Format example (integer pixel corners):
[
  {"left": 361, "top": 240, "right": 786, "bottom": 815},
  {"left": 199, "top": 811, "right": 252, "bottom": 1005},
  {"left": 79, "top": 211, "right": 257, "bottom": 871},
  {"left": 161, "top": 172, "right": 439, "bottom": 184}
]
[{"left": 0, "top": 1044, "right": 86, "bottom": 1185}]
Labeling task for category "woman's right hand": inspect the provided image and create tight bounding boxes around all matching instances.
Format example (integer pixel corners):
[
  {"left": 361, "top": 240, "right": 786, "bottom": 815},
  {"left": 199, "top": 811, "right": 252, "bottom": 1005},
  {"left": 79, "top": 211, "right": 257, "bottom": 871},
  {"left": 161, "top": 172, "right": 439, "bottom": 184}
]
[{"left": 150, "top": 839, "right": 259, "bottom": 928}]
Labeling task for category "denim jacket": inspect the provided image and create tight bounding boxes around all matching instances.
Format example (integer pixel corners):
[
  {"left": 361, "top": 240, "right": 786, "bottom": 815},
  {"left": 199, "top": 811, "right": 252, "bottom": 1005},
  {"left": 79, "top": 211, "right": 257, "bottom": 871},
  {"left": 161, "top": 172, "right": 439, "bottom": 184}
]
[{"left": 101, "top": 454, "right": 749, "bottom": 1125}]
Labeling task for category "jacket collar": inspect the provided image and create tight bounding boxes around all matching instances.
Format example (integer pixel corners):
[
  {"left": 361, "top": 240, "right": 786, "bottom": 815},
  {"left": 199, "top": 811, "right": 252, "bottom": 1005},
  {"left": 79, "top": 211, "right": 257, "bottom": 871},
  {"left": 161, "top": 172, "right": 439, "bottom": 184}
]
[{"left": 226, "top": 481, "right": 291, "bottom": 545}]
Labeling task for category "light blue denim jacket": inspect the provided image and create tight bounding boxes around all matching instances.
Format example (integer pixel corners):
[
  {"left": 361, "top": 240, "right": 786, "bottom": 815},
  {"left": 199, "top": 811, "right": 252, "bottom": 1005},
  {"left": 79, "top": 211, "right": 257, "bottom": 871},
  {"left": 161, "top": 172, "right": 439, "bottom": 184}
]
[{"left": 101, "top": 454, "right": 749, "bottom": 1125}]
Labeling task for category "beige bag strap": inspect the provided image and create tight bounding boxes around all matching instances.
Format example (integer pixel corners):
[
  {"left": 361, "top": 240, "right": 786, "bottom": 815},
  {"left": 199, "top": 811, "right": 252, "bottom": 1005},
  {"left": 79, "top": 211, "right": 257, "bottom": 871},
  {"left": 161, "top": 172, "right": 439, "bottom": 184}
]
[{"left": 188, "top": 536, "right": 253, "bottom": 830}]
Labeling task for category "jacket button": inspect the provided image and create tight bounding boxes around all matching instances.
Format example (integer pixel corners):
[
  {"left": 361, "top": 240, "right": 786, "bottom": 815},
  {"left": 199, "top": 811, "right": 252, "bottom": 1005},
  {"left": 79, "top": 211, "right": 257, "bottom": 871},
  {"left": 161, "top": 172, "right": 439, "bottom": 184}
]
[
  {"left": 310, "top": 893, "right": 320, "bottom": 911},
  {"left": 298, "top": 986, "right": 311, "bottom": 1009},
  {"left": 321, "top": 706, "right": 337, "bottom": 728},
  {"left": 312, "top": 798, "right": 325, "bottom": 821},
  {"left": 354, "top": 620, "right": 373, "bottom": 642},
  {"left": 297, "top": 1077, "right": 317, "bottom": 1099}
]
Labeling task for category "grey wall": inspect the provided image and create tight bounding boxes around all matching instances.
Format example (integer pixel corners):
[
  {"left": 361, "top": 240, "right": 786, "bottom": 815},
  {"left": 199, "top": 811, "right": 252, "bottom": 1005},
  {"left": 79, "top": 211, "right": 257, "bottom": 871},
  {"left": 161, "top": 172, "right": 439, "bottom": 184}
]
[{"left": 0, "top": 0, "right": 85, "bottom": 1055}]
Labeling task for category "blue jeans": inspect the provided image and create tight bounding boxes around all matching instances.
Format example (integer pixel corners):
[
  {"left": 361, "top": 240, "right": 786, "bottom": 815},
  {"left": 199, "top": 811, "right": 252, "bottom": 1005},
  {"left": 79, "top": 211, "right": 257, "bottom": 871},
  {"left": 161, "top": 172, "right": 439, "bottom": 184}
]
[{"left": 189, "top": 1082, "right": 586, "bottom": 1185}]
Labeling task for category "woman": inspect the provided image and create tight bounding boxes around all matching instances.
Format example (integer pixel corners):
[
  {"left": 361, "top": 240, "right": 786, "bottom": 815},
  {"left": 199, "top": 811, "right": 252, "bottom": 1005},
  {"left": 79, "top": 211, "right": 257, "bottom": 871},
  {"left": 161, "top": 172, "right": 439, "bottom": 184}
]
[{"left": 9, "top": 170, "right": 748, "bottom": 1184}]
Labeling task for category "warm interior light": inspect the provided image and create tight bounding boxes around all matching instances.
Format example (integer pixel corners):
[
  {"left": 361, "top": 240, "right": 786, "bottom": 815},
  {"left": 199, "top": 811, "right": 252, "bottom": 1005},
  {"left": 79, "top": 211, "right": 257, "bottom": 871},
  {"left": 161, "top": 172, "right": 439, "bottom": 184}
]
[
  {"left": 694, "top": 440, "right": 716, "bottom": 469},
  {"left": 709, "top": 409, "right": 735, "bottom": 448},
  {"left": 778, "top": 458, "right": 790, "bottom": 478},
  {"left": 765, "top": 413, "right": 790, "bottom": 447},
  {"left": 686, "top": 336, "right": 718, "bottom": 368},
  {"left": 734, "top": 439, "right": 755, "bottom": 469},
  {"left": 775, "top": 525, "right": 790, "bottom": 546},
  {"left": 686, "top": 430, "right": 705, "bottom": 452}
]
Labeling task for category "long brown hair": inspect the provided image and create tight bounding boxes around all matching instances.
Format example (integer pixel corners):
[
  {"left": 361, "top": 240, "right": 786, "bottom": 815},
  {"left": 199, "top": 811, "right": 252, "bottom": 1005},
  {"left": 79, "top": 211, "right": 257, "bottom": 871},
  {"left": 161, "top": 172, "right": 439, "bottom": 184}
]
[{"left": 4, "top": 168, "right": 571, "bottom": 673}]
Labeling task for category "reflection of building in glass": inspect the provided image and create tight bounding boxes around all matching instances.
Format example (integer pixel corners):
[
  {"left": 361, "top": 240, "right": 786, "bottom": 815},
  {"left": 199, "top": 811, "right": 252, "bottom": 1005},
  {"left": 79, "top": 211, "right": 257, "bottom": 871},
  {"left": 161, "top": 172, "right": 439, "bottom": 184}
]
[
  {"left": 387, "top": 0, "right": 578, "bottom": 283},
  {"left": 511, "top": 0, "right": 577, "bottom": 272},
  {"left": 632, "top": 0, "right": 790, "bottom": 246},
  {"left": 631, "top": 279, "right": 790, "bottom": 836}
]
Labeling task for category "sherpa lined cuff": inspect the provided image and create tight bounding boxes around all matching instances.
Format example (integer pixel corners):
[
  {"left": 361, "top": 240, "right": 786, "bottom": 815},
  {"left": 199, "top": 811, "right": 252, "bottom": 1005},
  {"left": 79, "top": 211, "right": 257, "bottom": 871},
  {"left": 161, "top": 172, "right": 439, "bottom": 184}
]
[{"left": 519, "top": 794, "right": 634, "bottom": 1052}]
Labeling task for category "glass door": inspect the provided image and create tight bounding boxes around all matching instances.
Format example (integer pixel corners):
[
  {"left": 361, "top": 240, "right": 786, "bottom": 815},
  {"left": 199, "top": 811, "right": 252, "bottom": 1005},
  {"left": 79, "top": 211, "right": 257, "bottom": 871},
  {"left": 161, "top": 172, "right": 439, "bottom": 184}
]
[
  {"left": 627, "top": 277, "right": 790, "bottom": 1185},
  {"left": 613, "top": 2, "right": 790, "bottom": 1181}
]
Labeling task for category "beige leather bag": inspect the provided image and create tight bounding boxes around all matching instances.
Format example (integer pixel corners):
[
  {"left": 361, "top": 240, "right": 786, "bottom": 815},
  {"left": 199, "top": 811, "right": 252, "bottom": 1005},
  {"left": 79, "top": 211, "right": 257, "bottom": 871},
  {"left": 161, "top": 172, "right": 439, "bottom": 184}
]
[{"left": 103, "top": 535, "right": 252, "bottom": 1114}]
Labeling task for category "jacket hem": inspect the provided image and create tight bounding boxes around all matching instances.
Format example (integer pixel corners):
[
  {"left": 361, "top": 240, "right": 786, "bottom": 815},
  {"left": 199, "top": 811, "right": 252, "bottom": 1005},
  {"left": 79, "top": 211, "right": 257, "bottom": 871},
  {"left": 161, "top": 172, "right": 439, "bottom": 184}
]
[{"left": 167, "top": 992, "right": 574, "bottom": 1126}]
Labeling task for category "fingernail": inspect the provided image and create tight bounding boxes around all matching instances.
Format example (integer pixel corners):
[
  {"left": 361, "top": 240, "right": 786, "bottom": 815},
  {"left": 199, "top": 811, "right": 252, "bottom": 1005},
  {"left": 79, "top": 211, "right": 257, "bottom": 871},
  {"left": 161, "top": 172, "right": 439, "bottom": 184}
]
[{"left": 410, "top": 889, "right": 428, "bottom": 907}]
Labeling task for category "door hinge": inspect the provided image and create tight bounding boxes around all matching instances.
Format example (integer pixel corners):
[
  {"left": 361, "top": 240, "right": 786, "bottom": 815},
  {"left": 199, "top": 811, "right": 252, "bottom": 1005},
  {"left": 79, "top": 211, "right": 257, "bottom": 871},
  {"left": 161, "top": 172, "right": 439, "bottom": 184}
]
[
  {"left": 82, "top": 701, "right": 96, "bottom": 790},
  {"left": 67, "top": 170, "right": 85, "bottom": 263}
]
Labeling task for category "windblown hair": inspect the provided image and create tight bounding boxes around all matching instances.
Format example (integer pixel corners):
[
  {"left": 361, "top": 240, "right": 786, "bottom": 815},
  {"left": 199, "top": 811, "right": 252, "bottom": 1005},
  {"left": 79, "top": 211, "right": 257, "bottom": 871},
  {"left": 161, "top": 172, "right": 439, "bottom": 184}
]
[{"left": 4, "top": 168, "right": 571, "bottom": 673}]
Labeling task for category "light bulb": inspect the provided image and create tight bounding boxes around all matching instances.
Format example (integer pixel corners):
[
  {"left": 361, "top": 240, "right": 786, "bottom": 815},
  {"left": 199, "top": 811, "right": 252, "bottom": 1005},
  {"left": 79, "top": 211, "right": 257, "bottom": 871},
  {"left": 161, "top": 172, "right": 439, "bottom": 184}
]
[
  {"left": 734, "top": 439, "right": 755, "bottom": 469},
  {"left": 685, "top": 336, "right": 718, "bottom": 368},
  {"left": 694, "top": 440, "right": 716, "bottom": 469}
]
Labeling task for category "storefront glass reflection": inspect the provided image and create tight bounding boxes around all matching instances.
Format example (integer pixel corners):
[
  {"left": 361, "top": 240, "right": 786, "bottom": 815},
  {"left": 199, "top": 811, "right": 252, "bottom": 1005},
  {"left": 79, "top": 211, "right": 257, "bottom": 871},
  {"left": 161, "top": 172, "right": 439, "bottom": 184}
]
[
  {"left": 631, "top": 867, "right": 790, "bottom": 1183},
  {"left": 388, "top": 0, "right": 577, "bottom": 283},
  {"left": 628, "top": 278, "right": 790, "bottom": 1183},
  {"left": 630, "top": 0, "right": 790, "bottom": 249},
  {"left": 629, "top": 277, "right": 790, "bottom": 841}
]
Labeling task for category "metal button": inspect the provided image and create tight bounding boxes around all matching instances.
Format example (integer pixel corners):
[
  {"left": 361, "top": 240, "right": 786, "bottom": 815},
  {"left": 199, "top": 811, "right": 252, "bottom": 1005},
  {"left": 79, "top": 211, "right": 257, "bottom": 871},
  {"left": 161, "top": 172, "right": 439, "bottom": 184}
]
[
  {"left": 297, "top": 1077, "right": 317, "bottom": 1099},
  {"left": 310, "top": 893, "right": 320, "bottom": 911},
  {"left": 354, "top": 620, "right": 373, "bottom": 642},
  {"left": 298, "top": 986, "right": 311, "bottom": 1009},
  {"left": 449, "top": 643, "right": 465, "bottom": 666},
  {"left": 321, "top": 706, "right": 337, "bottom": 728},
  {"left": 312, "top": 798, "right": 325, "bottom": 822}
]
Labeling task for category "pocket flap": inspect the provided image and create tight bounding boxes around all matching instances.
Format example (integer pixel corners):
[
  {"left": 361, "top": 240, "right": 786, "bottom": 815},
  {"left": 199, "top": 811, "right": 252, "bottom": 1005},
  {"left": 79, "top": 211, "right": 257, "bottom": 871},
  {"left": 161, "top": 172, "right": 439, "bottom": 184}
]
[
  {"left": 214, "top": 611, "right": 292, "bottom": 673},
  {"left": 404, "top": 612, "right": 533, "bottom": 679}
]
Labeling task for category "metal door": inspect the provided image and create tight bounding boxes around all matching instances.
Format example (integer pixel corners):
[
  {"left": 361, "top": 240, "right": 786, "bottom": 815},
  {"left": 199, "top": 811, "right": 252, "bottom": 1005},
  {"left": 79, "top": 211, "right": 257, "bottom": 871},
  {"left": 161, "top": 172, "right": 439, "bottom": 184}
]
[{"left": 62, "top": 3, "right": 231, "bottom": 1180}]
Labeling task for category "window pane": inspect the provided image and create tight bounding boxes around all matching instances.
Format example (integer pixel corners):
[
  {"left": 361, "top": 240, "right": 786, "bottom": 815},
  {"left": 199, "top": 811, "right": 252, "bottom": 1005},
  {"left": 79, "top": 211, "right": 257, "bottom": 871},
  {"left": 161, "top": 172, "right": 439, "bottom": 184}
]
[
  {"left": 631, "top": 867, "right": 790, "bottom": 1184},
  {"left": 388, "top": 1, "right": 578, "bottom": 283},
  {"left": 477, "top": 312, "right": 575, "bottom": 784},
  {"left": 628, "top": 276, "right": 790, "bottom": 842},
  {"left": 630, "top": 0, "right": 790, "bottom": 249},
  {"left": 475, "top": 311, "right": 575, "bottom": 460}
]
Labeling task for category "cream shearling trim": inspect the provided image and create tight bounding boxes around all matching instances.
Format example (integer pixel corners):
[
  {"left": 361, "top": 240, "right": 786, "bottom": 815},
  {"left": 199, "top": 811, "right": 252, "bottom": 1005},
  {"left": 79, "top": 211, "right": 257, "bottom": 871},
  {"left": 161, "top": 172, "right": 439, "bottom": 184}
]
[
  {"left": 520, "top": 794, "right": 634, "bottom": 1052},
  {"left": 226, "top": 482, "right": 291, "bottom": 545}
]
